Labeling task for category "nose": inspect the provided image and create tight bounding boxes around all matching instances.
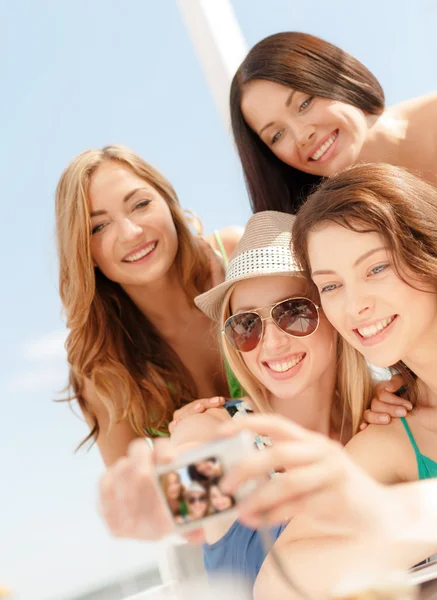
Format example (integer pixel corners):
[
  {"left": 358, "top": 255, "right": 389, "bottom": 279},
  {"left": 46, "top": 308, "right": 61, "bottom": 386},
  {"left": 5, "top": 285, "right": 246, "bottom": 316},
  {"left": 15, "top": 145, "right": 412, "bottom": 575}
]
[
  {"left": 261, "top": 318, "right": 290, "bottom": 352},
  {"left": 344, "top": 285, "right": 374, "bottom": 321},
  {"left": 290, "top": 120, "right": 315, "bottom": 148},
  {"left": 117, "top": 217, "right": 143, "bottom": 243}
]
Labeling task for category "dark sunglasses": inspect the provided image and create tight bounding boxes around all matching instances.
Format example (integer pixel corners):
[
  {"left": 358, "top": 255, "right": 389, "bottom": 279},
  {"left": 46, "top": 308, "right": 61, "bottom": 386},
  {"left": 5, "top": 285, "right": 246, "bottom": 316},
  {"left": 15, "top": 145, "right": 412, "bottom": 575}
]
[
  {"left": 187, "top": 495, "right": 207, "bottom": 505},
  {"left": 222, "top": 297, "right": 320, "bottom": 353}
]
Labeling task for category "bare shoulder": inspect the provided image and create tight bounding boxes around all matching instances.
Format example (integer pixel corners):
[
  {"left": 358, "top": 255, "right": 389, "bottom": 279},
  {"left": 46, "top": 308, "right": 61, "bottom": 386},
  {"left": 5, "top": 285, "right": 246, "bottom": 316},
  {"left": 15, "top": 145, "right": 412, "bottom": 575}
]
[
  {"left": 391, "top": 92, "right": 437, "bottom": 120},
  {"left": 205, "top": 225, "right": 244, "bottom": 259},
  {"left": 345, "top": 420, "right": 414, "bottom": 483}
]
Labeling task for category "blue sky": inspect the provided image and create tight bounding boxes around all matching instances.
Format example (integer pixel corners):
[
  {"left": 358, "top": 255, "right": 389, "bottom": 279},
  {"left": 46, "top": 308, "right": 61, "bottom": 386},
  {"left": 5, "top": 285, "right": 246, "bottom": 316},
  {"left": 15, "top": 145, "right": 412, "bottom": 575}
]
[{"left": 1, "top": 1, "right": 436, "bottom": 598}]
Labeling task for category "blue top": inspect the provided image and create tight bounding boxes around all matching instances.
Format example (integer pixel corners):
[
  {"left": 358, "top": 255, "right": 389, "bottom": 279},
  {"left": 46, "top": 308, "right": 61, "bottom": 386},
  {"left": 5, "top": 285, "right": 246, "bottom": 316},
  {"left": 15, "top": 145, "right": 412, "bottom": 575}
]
[{"left": 203, "top": 520, "right": 287, "bottom": 590}]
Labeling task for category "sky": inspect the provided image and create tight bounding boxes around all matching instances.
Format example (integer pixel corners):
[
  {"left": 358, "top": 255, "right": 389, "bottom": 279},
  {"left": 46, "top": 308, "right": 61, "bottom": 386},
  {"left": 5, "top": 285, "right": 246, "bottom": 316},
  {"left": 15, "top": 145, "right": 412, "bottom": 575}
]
[{"left": 1, "top": 1, "right": 437, "bottom": 599}]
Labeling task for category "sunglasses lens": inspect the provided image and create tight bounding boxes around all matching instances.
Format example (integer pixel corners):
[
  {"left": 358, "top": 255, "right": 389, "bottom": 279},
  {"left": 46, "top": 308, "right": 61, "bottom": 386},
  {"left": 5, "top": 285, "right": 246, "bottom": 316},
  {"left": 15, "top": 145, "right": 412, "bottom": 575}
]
[
  {"left": 224, "top": 312, "right": 262, "bottom": 352},
  {"left": 188, "top": 495, "right": 207, "bottom": 504},
  {"left": 272, "top": 299, "right": 319, "bottom": 337}
]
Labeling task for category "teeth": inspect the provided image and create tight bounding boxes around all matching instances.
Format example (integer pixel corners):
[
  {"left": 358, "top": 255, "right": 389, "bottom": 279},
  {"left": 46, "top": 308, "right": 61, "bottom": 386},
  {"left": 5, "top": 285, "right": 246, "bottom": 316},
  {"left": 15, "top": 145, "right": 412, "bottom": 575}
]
[
  {"left": 311, "top": 132, "right": 338, "bottom": 161},
  {"left": 357, "top": 316, "right": 395, "bottom": 339},
  {"left": 124, "top": 242, "right": 156, "bottom": 262},
  {"left": 267, "top": 354, "right": 304, "bottom": 373}
]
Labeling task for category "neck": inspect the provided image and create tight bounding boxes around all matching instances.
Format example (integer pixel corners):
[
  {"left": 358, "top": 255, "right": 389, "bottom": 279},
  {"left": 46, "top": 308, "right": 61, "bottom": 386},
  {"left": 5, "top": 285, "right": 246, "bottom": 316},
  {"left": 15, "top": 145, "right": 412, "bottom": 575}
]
[
  {"left": 403, "top": 320, "right": 437, "bottom": 408},
  {"left": 122, "top": 268, "right": 196, "bottom": 339},
  {"left": 269, "top": 365, "right": 338, "bottom": 439},
  {"left": 360, "top": 109, "right": 408, "bottom": 165}
]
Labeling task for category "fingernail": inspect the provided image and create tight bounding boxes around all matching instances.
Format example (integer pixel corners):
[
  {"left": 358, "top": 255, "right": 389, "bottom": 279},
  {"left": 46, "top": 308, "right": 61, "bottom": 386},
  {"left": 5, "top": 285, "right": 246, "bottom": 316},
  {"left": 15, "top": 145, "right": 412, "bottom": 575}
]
[
  {"left": 194, "top": 403, "right": 202, "bottom": 411},
  {"left": 379, "top": 415, "right": 390, "bottom": 423},
  {"left": 403, "top": 402, "right": 413, "bottom": 411},
  {"left": 395, "top": 408, "right": 407, "bottom": 417},
  {"left": 210, "top": 397, "right": 220, "bottom": 405}
]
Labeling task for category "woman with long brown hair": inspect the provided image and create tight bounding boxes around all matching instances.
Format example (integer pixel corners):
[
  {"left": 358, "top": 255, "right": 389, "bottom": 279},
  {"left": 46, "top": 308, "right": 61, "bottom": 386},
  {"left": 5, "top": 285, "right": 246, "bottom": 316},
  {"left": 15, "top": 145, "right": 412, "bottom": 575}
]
[
  {"left": 55, "top": 144, "right": 243, "bottom": 466},
  {"left": 219, "top": 164, "right": 437, "bottom": 598},
  {"left": 230, "top": 31, "right": 437, "bottom": 215}
]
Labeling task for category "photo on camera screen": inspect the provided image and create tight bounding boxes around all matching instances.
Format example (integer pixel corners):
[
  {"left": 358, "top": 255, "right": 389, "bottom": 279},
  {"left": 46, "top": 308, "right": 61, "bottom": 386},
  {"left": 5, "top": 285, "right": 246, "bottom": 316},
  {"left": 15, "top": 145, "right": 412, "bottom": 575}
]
[{"left": 158, "top": 456, "right": 236, "bottom": 524}]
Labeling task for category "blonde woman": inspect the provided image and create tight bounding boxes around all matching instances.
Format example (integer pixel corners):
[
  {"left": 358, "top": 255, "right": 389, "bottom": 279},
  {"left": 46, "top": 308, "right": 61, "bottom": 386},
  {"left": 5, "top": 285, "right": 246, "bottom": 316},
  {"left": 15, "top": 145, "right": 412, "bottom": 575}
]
[
  {"left": 55, "top": 144, "right": 243, "bottom": 467},
  {"left": 99, "top": 212, "right": 399, "bottom": 588}
]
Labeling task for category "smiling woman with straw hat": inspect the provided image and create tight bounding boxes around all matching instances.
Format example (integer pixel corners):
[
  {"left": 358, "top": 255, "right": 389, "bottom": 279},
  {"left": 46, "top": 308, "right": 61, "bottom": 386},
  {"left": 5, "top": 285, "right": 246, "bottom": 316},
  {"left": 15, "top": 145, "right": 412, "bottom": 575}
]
[{"left": 97, "top": 211, "right": 399, "bottom": 592}]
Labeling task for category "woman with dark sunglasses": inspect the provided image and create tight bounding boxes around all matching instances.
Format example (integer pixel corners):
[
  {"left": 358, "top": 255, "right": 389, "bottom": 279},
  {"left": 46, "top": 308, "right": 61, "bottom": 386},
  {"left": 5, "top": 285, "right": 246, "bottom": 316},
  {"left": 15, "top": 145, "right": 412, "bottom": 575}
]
[
  {"left": 97, "top": 212, "right": 402, "bottom": 590},
  {"left": 184, "top": 483, "right": 211, "bottom": 522}
]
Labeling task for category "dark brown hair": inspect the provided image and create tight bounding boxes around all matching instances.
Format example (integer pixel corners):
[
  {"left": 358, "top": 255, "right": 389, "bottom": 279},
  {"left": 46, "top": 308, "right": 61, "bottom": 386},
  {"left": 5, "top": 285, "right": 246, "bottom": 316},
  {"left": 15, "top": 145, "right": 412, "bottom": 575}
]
[
  {"left": 230, "top": 32, "right": 385, "bottom": 214},
  {"left": 292, "top": 163, "right": 437, "bottom": 401}
]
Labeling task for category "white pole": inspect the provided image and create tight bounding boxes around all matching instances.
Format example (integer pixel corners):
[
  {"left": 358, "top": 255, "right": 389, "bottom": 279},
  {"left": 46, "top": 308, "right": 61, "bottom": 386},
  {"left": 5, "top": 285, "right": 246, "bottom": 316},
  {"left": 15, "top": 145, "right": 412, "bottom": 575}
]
[{"left": 176, "top": 0, "right": 248, "bottom": 133}]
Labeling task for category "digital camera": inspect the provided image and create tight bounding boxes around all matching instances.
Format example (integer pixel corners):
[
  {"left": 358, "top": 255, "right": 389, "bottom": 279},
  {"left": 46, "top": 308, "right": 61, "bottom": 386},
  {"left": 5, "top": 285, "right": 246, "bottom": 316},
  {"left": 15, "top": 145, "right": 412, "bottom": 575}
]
[{"left": 156, "top": 431, "right": 257, "bottom": 532}]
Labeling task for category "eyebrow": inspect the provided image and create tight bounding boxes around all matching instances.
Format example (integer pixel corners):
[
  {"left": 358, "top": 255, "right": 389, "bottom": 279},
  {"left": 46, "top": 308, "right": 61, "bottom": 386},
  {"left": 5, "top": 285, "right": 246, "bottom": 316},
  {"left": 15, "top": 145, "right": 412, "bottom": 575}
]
[
  {"left": 311, "top": 247, "right": 387, "bottom": 277},
  {"left": 90, "top": 187, "right": 150, "bottom": 218},
  {"left": 258, "top": 89, "right": 296, "bottom": 137}
]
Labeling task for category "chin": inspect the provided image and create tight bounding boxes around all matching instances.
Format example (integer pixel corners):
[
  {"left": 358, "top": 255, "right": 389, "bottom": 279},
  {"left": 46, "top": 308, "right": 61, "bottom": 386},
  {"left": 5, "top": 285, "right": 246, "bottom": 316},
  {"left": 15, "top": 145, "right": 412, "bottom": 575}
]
[{"left": 364, "top": 353, "right": 402, "bottom": 369}]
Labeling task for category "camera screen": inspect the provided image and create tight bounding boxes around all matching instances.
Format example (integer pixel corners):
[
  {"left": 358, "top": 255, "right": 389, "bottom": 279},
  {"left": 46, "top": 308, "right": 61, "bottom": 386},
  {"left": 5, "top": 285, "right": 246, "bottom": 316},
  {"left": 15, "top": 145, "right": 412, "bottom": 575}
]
[{"left": 159, "top": 456, "right": 236, "bottom": 524}]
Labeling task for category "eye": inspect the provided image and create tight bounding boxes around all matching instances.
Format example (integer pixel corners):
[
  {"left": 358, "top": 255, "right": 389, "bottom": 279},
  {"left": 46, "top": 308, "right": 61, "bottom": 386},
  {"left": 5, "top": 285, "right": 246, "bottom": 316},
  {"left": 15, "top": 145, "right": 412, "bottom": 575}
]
[
  {"left": 134, "top": 199, "right": 151, "bottom": 210},
  {"left": 299, "top": 96, "right": 313, "bottom": 112},
  {"left": 91, "top": 223, "right": 106, "bottom": 235},
  {"left": 319, "top": 283, "right": 339, "bottom": 294},
  {"left": 271, "top": 130, "right": 283, "bottom": 145},
  {"left": 369, "top": 263, "right": 390, "bottom": 276}
]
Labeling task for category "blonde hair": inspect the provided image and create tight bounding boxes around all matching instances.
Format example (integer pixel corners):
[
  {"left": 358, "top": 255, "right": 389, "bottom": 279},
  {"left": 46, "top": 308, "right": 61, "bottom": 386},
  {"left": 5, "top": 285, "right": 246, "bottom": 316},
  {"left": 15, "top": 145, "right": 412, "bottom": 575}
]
[
  {"left": 220, "top": 282, "right": 374, "bottom": 437},
  {"left": 56, "top": 145, "right": 211, "bottom": 446}
]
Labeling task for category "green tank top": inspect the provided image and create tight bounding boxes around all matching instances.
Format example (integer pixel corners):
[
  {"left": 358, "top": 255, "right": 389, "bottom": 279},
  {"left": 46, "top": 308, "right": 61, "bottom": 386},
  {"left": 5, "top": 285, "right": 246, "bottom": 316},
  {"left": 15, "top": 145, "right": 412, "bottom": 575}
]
[{"left": 400, "top": 417, "right": 437, "bottom": 479}]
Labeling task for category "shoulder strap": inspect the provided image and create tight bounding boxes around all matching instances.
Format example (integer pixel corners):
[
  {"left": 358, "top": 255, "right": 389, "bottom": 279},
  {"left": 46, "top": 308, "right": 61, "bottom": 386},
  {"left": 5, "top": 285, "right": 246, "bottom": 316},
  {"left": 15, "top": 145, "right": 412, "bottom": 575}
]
[
  {"left": 400, "top": 417, "right": 421, "bottom": 457},
  {"left": 213, "top": 230, "right": 229, "bottom": 268}
]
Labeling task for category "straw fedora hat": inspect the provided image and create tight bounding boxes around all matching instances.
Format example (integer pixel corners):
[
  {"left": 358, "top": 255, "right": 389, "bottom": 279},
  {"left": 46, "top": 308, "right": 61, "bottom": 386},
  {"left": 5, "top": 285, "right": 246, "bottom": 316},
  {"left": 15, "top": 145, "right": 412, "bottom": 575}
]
[{"left": 195, "top": 211, "right": 302, "bottom": 322}]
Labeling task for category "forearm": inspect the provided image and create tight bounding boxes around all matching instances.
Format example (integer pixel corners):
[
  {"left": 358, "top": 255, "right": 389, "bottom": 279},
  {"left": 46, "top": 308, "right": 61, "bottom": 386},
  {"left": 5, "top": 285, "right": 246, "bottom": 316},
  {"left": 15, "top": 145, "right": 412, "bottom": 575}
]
[
  {"left": 391, "top": 480, "right": 437, "bottom": 546},
  {"left": 255, "top": 481, "right": 437, "bottom": 600},
  {"left": 256, "top": 532, "right": 435, "bottom": 600}
]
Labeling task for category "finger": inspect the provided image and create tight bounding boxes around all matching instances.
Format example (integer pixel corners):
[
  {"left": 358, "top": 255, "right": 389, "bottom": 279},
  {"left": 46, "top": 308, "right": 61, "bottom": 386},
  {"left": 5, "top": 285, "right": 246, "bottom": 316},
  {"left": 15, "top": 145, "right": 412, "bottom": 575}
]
[
  {"left": 152, "top": 438, "right": 176, "bottom": 464},
  {"left": 362, "top": 408, "right": 391, "bottom": 425},
  {"left": 238, "top": 462, "right": 338, "bottom": 520},
  {"left": 221, "top": 440, "right": 327, "bottom": 493},
  {"left": 374, "top": 388, "right": 412, "bottom": 410},
  {"left": 218, "top": 414, "right": 313, "bottom": 444},
  {"left": 384, "top": 373, "right": 405, "bottom": 393},
  {"left": 370, "top": 398, "right": 408, "bottom": 418},
  {"left": 239, "top": 504, "right": 291, "bottom": 528},
  {"left": 168, "top": 419, "right": 180, "bottom": 434}
]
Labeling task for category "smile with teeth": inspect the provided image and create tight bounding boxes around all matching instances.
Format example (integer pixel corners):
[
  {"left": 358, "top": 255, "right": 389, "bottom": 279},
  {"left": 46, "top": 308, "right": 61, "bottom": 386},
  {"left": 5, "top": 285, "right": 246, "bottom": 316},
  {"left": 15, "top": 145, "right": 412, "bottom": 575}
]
[
  {"left": 123, "top": 241, "right": 157, "bottom": 262},
  {"left": 356, "top": 316, "right": 395, "bottom": 339},
  {"left": 265, "top": 354, "right": 305, "bottom": 373},
  {"left": 310, "top": 131, "right": 338, "bottom": 161}
]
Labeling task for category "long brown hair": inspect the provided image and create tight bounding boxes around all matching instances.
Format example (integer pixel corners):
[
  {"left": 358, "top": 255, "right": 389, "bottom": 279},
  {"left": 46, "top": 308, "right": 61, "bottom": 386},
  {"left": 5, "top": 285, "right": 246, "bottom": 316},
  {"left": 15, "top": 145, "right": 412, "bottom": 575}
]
[
  {"left": 160, "top": 472, "right": 185, "bottom": 506},
  {"left": 56, "top": 145, "right": 211, "bottom": 446},
  {"left": 220, "top": 284, "right": 373, "bottom": 438},
  {"left": 292, "top": 162, "right": 437, "bottom": 404},
  {"left": 230, "top": 32, "right": 385, "bottom": 215}
]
